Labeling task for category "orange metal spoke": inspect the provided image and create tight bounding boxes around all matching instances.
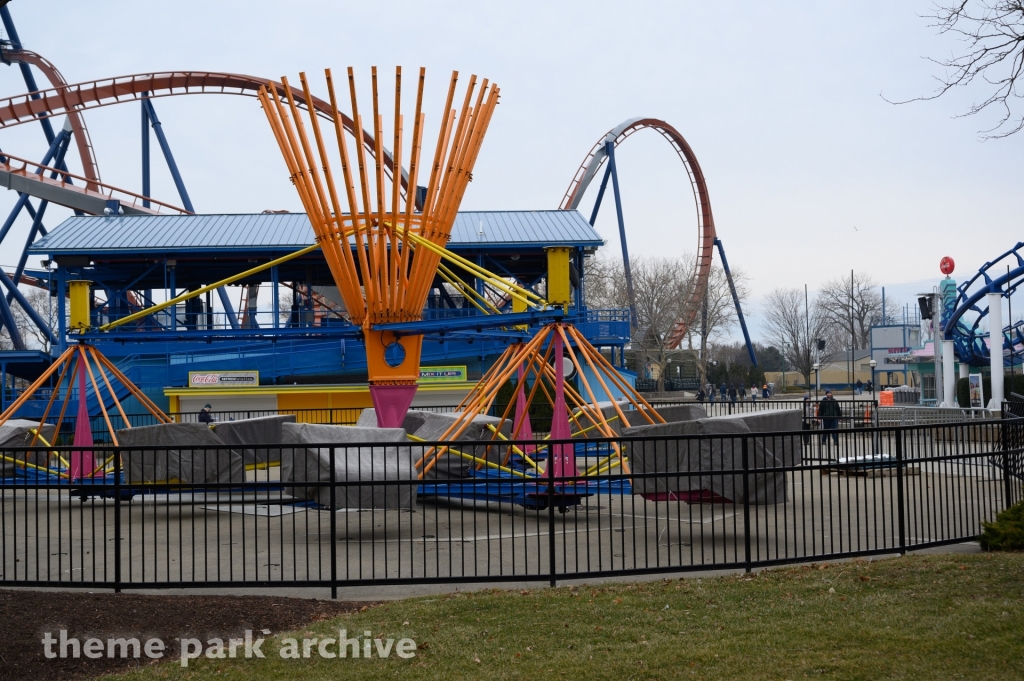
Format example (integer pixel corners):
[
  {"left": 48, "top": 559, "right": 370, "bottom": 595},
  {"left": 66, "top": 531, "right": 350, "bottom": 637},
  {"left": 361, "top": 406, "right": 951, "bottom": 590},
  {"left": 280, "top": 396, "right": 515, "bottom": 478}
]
[
  {"left": 27, "top": 346, "right": 76, "bottom": 446},
  {"left": 81, "top": 348, "right": 118, "bottom": 447},
  {"left": 88, "top": 346, "right": 130, "bottom": 428}
]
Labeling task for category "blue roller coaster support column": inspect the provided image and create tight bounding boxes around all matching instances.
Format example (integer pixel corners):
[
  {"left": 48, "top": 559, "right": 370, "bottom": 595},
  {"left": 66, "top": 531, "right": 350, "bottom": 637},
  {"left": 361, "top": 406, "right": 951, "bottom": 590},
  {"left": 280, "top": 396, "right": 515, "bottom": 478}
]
[
  {"left": 6, "top": 131, "right": 72, "bottom": 306},
  {"left": 714, "top": 237, "right": 758, "bottom": 367},
  {"left": 588, "top": 160, "right": 612, "bottom": 226},
  {"left": 56, "top": 267, "right": 66, "bottom": 352},
  {"left": 0, "top": 127, "right": 68, "bottom": 245},
  {"left": 141, "top": 94, "right": 150, "bottom": 209},
  {"left": 141, "top": 98, "right": 240, "bottom": 329},
  {"left": 0, "top": 278, "right": 23, "bottom": 350},
  {"left": 0, "top": 7, "right": 76, "bottom": 188},
  {"left": 0, "top": 7, "right": 56, "bottom": 145},
  {"left": 0, "top": 128, "right": 71, "bottom": 348},
  {"left": 141, "top": 99, "right": 193, "bottom": 212},
  {"left": 0, "top": 269, "right": 56, "bottom": 348},
  {"left": 271, "top": 266, "right": 280, "bottom": 329},
  {"left": 605, "top": 142, "right": 638, "bottom": 331}
]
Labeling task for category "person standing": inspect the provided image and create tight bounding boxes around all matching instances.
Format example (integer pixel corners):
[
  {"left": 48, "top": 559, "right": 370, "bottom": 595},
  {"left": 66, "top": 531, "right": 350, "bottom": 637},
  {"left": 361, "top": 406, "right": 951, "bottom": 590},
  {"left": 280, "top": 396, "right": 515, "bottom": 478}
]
[
  {"left": 695, "top": 387, "right": 706, "bottom": 403},
  {"left": 708, "top": 384, "right": 715, "bottom": 403},
  {"left": 750, "top": 383, "right": 758, "bottom": 403},
  {"left": 739, "top": 384, "right": 747, "bottom": 401},
  {"left": 719, "top": 382, "right": 727, "bottom": 401},
  {"left": 728, "top": 383, "right": 738, "bottom": 404},
  {"left": 198, "top": 404, "right": 215, "bottom": 424},
  {"left": 762, "top": 383, "right": 770, "bottom": 400},
  {"left": 855, "top": 378, "right": 863, "bottom": 395},
  {"left": 819, "top": 390, "right": 842, "bottom": 447}
]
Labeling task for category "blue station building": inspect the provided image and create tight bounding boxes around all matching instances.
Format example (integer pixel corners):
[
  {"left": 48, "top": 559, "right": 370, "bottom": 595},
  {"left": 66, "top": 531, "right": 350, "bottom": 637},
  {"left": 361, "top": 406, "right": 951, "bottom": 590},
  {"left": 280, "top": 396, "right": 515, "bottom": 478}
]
[{"left": 8, "top": 210, "right": 630, "bottom": 420}]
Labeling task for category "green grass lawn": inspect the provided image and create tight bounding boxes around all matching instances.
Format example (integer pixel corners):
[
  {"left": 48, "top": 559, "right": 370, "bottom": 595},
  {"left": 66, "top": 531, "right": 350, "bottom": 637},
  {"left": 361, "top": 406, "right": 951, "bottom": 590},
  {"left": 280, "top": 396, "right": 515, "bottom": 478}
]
[{"left": 110, "top": 552, "right": 1024, "bottom": 680}]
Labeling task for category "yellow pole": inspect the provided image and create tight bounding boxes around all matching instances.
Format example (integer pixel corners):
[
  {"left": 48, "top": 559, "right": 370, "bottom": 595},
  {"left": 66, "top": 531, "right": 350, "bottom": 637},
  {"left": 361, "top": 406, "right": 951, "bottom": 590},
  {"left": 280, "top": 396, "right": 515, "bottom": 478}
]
[
  {"left": 484, "top": 423, "right": 541, "bottom": 471},
  {"left": 545, "top": 247, "right": 572, "bottom": 309},
  {"left": 406, "top": 433, "right": 529, "bottom": 478},
  {"left": 68, "top": 280, "right": 92, "bottom": 330}
]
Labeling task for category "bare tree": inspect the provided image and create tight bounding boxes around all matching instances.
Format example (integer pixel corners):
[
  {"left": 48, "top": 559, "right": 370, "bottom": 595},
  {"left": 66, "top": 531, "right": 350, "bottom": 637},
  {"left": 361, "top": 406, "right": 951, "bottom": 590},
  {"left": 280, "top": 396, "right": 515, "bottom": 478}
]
[
  {"left": 891, "top": 2, "right": 1024, "bottom": 138},
  {"left": 586, "top": 253, "right": 704, "bottom": 391},
  {"left": 686, "top": 264, "right": 750, "bottom": 390},
  {"left": 632, "top": 256, "right": 699, "bottom": 390},
  {"left": 761, "top": 287, "right": 830, "bottom": 386},
  {"left": 6, "top": 287, "right": 60, "bottom": 352},
  {"left": 816, "top": 272, "right": 883, "bottom": 350},
  {"left": 583, "top": 253, "right": 630, "bottom": 311},
  {"left": 586, "top": 253, "right": 748, "bottom": 391}
]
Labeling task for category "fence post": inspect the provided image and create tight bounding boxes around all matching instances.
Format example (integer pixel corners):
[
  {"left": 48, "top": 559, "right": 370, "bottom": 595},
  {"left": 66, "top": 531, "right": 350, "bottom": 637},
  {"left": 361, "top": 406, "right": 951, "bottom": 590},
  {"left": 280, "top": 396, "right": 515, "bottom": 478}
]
[
  {"left": 113, "top": 446, "right": 122, "bottom": 593},
  {"left": 1000, "top": 414, "right": 1014, "bottom": 510},
  {"left": 895, "top": 426, "right": 906, "bottom": 555},
  {"left": 548, "top": 476, "right": 556, "bottom": 588},
  {"left": 329, "top": 446, "right": 337, "bottom": 599},
  {"left": 741, "top": 436, "right": 752, "bottom": 573}
]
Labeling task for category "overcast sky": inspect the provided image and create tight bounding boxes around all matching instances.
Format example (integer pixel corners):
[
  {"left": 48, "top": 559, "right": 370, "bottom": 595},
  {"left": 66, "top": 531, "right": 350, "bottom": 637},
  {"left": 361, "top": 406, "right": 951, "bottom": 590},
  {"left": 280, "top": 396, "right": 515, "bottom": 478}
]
[{"left": 0, "top": 1, "right": 1018, "bottom": 344}]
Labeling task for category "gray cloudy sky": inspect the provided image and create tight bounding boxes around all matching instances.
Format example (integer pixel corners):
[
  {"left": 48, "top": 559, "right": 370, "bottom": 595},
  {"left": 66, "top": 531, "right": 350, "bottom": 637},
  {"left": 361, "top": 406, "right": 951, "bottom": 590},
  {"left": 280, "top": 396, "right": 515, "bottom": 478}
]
[{"left": 0, "top": 1, "right": 1018, "bottom": 343}]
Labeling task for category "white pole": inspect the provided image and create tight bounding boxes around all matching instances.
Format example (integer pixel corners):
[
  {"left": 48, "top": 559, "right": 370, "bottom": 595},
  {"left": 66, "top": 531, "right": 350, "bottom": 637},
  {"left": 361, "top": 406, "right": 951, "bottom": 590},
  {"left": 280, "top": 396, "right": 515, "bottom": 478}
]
[
  {"left": 959, "top": 362, "right": 969, "bottom": 380},
  {"left": 942, "top": 340, "right": 956, "bottom": 407},
  {"left": 934, "top": 292, "right": 944, "bottom": 406},
  {"left": 988, "top": 291, "right": 1004, "bottom": 409}
]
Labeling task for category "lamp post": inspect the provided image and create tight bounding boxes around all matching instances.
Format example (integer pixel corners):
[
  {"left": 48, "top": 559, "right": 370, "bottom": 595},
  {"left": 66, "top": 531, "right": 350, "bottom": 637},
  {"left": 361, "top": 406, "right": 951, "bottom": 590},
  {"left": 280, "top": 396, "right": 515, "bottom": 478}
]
[
  {"left": 869, "top": 358, "right": 877, "bottom": 402},
  {"left": 813, "top": 362, "right": 820, "bottom": 401}
]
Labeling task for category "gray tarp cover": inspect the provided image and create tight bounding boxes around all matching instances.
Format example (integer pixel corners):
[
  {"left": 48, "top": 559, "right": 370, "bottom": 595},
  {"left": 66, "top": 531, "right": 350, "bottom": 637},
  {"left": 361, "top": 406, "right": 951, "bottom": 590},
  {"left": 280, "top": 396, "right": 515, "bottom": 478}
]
[
  {"left": 280, "top": 423, "right": 415, "bottom": 508},
  {"left": 116, "top": 423, "right": 245, "bottom": 484},
  {"left": 409, "top": 411, "right": 510, "bottom": 479},
  {"left": 627, "top": 404, "right": 707, "bottom": 427},
  {"left": 355, "top": 408, "right": 429, "bottom": 434},
  {"left": 623, "top": 412, "right": 793, "bottom": 504},
  {"left": 0, "top": 420, "right": 57, "bottom": 476},
  {"left": 210, "top": 415, "right": 297, "bottom": 465},
  {"left": 572, "top": 403, "right": 703, "bottom": 435},
  {"left": 702, "top": 410, "right": 803, "bottom": 466}
]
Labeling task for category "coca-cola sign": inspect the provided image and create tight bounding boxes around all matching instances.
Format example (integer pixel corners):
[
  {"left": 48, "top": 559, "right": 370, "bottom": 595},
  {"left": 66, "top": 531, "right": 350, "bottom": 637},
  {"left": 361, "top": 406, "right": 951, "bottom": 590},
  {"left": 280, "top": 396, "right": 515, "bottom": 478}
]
[{"left": 188, "top": 371, "right": 259, "bottom": 388}]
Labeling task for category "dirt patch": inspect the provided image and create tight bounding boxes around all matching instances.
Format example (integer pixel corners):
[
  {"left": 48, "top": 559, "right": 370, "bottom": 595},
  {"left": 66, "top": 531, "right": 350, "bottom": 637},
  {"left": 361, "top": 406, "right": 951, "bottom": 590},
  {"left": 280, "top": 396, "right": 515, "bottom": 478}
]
[{"left": 0, "top": 589, "right": 368, "bottom": 681}]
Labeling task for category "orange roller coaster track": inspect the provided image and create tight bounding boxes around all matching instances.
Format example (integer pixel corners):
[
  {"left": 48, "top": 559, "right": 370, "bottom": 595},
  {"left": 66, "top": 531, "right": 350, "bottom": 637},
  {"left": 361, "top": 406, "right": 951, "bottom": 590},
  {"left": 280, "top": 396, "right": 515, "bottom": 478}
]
[
  {"left": 560, "top": 118, "right": 716, "bottom": 348},
  {"left": 0, "top": 69, "right": 412, "bottom": 193}
]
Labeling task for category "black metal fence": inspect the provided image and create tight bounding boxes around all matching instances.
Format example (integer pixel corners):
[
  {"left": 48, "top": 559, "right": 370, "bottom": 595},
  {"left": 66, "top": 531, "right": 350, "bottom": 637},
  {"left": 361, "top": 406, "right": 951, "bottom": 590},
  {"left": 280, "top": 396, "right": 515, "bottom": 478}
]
[
  {"left": 27, "top": 399, "right": 882, "bottom": 445},
  {"left": 1, "top": 418, "right": 1018, "bottom": 592}
]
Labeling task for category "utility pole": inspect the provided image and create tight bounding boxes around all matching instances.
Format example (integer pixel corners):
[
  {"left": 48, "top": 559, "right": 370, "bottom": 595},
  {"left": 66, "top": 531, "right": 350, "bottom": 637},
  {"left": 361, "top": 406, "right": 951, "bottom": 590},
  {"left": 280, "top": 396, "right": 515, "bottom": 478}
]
[
  {"left": 849, "top": 269, "right": 856, "bottom": 396},
  {"left": 805, "top": 284, "right": 810, "bottom": 390}
]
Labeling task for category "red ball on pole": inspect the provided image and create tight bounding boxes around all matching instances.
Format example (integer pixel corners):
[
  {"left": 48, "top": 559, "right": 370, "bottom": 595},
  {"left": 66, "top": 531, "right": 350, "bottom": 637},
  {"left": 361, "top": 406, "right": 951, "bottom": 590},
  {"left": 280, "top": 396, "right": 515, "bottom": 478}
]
[{"left": 940, "top": 256, "right": 955, "bottom": 275}]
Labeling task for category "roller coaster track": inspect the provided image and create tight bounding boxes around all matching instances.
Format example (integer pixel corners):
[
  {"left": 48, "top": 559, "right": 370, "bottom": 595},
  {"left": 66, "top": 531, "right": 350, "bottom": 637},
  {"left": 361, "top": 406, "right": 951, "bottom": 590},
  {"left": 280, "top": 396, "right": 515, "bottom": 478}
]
[
  {"left": 946, "top": 241, "right": 1024, "bottom": 368},
  {"left": 560, "top": 118, "right": 716, "bottom": 348},
  {"left": 1, "top": 49, "right": 103, "bottom": 189},
  {"left": 0, "top": 69, "right": 409, "bottom": 194},
  {"left": 0, "top": 150, "right": 187, "bottom": 215}
]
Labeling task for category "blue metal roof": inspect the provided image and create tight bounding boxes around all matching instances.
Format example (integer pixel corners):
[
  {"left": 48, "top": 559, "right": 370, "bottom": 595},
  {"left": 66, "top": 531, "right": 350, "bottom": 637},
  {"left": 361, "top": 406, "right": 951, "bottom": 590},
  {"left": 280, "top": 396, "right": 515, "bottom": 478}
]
[{"left": 30, "top": 210, "right": 603, "bottom": 255}]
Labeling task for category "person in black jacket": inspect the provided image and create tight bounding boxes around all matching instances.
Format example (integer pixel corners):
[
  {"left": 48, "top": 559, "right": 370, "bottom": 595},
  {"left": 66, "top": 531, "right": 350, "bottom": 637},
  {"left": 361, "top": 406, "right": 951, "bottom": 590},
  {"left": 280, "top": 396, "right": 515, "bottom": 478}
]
[
  {"left": 198, "top": 404, "right": 215, "bottom": 424},
  {"left": 819, "top": 390, "right": 842, "bottom": 446}
]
